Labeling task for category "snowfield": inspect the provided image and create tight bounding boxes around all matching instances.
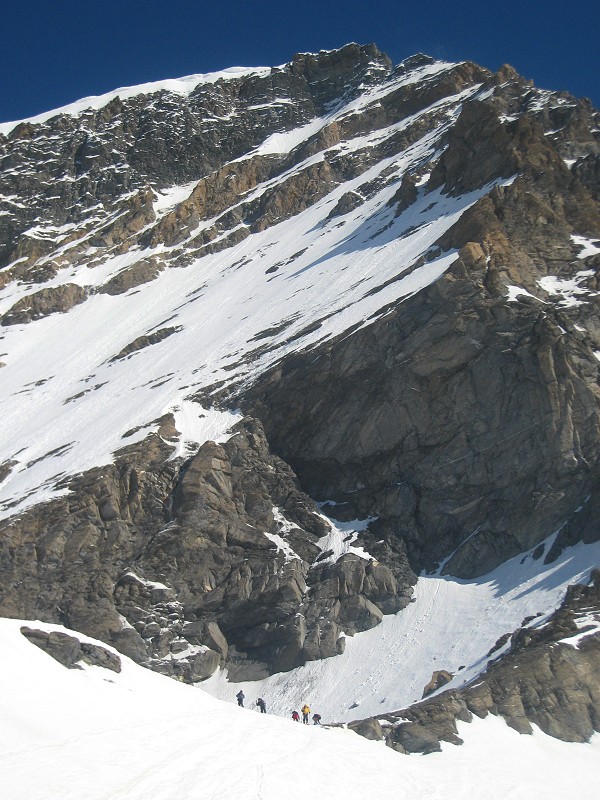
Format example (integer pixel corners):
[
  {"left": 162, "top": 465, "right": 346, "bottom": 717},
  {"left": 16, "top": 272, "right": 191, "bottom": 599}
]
[
  {"left": 4, "top": 531, "right": 600, "bottom": 799},
  {"left": 0, "top": 172, "right": 508, "bottom": 519},
  {"left": 2, "top": 616, "right": 599, "bottom": 800}
]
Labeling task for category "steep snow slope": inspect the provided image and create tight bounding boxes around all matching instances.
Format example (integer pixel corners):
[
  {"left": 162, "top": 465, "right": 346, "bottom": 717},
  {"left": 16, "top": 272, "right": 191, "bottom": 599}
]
[
  {"left": 0, "top": 85, "right": 505, "bottom": 519},
  {"left": 2, "top": 618, "right": 599, "bottom": 800},
  {"left": 202, "top": 533, "right": 600, "bottom": 721}
]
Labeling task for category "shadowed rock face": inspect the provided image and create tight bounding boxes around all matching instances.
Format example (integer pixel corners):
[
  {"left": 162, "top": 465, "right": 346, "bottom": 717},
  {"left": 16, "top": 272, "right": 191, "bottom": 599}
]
[
  {"left": 243, "top": 255, "right": 600, "bottom": 577},
  {"left": 241, "top": 90, "right": 600, "bottom": 578},
  {"left": 0, "top": 44, "right": 600, "bottom": 745}
]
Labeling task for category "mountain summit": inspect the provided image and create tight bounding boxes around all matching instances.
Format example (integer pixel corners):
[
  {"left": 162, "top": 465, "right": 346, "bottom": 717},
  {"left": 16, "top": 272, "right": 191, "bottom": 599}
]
[{"left": 1, "top": 43, "right": 599, "bottom": 752}]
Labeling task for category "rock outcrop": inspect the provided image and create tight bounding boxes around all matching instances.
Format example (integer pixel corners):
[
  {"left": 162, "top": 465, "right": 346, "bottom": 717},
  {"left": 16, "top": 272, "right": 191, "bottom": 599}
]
[
  {"left": 20, "top": 626, "right": 122, "bottom": 672},
  {"left": 1, "top": 283, "right": 87, "bottom": 325},
  {"left": 240, "top": 73, "right": 600, "bottom": 578},
  {"left": 0, "top": 416, "right": 414, "bottom": 679}
]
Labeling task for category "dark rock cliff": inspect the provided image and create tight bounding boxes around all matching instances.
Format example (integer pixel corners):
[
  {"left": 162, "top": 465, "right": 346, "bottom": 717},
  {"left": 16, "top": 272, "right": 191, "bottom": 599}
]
[
  {"left": 0, "top": 416, "right": 414, "bottom": 678},
  {"left": 241, "top": 71, "right": 600, "bottom": 578}
]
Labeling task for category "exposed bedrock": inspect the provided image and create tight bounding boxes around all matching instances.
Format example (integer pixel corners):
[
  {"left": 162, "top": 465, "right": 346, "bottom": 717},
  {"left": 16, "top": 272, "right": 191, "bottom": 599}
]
[
  {"left": 244, "top": 274, "right": 600, "bottom": 577},
  {"left": 242, "top": 166, "right": 600, "bottom": 577},
  {"left": 0, "top": 416, "right": 415, "bottom": 680},
  {"left": 1, "top": 283, "right": 88, "bottom": 325},
  {"left": 20, "top": 626, "right": 122, "bottom": 673},
  {"left": 0, "top": 44, "right": 395, "bottom": 269},
  {"left": 1, "top": 45, "right": 599, "bottom": 699}
]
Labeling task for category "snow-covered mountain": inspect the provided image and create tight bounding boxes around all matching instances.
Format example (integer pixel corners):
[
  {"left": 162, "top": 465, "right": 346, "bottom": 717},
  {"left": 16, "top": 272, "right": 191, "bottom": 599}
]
[
  {"left": 0, "top": 48, "right": 496, "bottom": 518},
  {"left": 1, "top": 42, "right": 600, "bottom": 779}
]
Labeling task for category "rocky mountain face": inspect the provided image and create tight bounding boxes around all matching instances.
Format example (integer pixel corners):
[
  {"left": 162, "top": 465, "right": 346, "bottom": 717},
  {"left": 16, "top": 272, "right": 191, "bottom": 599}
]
[{"left": 1, "top": 44, "right": 600, "bottom": 745}]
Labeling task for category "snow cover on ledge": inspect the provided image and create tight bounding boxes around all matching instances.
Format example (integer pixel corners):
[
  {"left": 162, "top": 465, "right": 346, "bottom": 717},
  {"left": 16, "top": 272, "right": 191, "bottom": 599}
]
[{"left": 2, "top": 616, "right": 599, "bottom": 800}]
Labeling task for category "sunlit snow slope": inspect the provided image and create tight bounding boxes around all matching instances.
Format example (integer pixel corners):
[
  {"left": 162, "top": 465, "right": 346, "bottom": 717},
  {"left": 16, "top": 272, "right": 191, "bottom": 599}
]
[
  {"left": 0, "top": 57, "right": 496, "bottom": 518},
  {"left": 2, "top": 618, "right": 600, "bottom": 800}
]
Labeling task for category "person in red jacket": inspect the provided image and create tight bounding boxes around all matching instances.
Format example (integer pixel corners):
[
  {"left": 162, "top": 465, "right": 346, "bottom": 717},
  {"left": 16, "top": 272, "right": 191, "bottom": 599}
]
[{"left": 291, "top": 710, "right": 300, "bottom": 722}]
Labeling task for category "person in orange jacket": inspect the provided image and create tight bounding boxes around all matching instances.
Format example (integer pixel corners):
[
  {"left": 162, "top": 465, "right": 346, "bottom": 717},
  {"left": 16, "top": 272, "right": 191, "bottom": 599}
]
[{"left": 301, "top": 704, "right": 310, "bottom": 724}]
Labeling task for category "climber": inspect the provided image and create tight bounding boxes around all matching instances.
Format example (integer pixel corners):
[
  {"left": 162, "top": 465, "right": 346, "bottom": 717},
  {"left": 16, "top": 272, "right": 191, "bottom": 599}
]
[
  {"left": 301, "top": 703, "right": 310, "bottom": 724},
  {"left": 236, "top": 690, "right": 245, "bottom": 707},
  {"left": 312, "top": 713, "right": 322, "bottom": 725},
  {"left": 256, "top": 697, "right": 267, "bottom": 713},
  {"left": 291, "top": 710, "right": 300, "bottom": 722}
]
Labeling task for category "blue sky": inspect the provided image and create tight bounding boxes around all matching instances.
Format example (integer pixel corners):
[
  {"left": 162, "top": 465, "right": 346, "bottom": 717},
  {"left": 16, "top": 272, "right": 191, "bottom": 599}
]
[{"left": 1, "top": 0, "right": 598, "bottom": 123}]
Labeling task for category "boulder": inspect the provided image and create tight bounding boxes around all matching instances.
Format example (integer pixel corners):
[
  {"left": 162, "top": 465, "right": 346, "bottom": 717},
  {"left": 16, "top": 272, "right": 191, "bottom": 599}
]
[
  {"left": 190, "top": 648, "right": 220, "bottom": 681},
  {"left": 422, "top": 669, "right": 453, "bottom": 698},
  {"left": 20, "top": 627, "right": 121, "bottom": 673},
  {"left": 348, "top": 718, "right": 384, "bottom": 741},
  {"left": 390, "top": 722, "right": 441, "bottom": 754}
]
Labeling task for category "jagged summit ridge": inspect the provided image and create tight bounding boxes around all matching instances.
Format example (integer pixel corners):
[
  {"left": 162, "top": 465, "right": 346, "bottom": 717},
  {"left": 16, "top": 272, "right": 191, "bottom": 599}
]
[
  {"left": 0, "top": 65, "right": 272, "bottom": 136},
  {"left": 0, "top": 43, "right": 393, "bottom": 136}
]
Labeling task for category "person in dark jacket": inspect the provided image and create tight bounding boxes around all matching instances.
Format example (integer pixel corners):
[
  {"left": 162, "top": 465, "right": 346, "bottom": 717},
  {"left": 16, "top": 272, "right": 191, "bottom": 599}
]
[
  {"left": 236, "top": 690, "right": 245, "bottom": 707},
  {"left": 312, "top": 713, "right": 322, "bottom": 725},
  {"left": 256, "top": 697, "right": 267, "bottom": 713}
]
